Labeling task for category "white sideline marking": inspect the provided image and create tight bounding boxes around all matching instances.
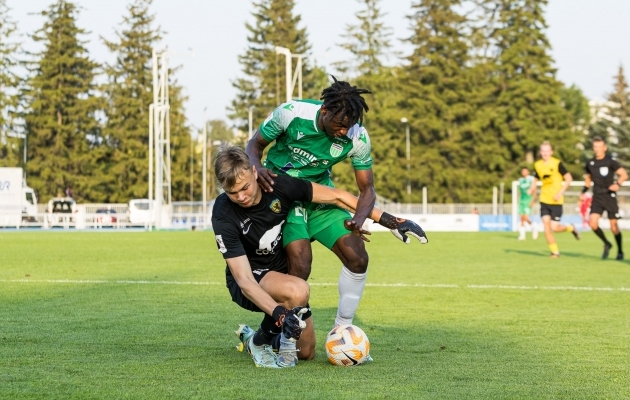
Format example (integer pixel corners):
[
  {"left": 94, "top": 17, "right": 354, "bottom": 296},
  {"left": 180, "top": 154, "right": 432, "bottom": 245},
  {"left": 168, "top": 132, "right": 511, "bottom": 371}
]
[{"left": 0, "top": 279, "right": 629, "bottom": 292}]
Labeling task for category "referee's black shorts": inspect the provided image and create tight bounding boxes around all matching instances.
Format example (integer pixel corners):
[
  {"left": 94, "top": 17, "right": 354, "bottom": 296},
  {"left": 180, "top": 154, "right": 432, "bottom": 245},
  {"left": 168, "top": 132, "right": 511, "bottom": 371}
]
[
  {"left": 540, "top": 202, "right": 563, "bottom": 221},
  {"left": 590, "top": 193, "right": 621, "bottom": 219}
]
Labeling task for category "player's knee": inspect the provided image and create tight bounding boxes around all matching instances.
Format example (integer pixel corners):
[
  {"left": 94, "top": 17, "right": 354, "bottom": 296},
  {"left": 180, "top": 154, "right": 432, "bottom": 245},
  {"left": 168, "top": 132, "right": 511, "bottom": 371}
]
[
  {"left": 286, "top": 279, "right": 310, "bottom": 307},
  {"left": 589, "top": 220, "right": 599, "bottom": 230},
  {"left": 298, "top": 344, "right": 316, "bottom": 361},
  {"left": 345, "top": 253, "right": 369, "bottom": 274}
]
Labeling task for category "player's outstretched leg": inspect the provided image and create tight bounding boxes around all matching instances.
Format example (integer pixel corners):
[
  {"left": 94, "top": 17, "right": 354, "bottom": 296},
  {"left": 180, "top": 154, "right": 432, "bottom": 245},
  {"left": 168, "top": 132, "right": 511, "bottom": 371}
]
[{"left": 331, "top": 234, "right": 369, "bottom": 328}]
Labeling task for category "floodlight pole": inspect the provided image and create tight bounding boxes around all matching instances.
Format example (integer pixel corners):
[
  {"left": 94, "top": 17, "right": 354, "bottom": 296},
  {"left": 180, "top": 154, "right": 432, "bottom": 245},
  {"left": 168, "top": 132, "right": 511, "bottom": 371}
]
[
  {"left": 202, "top": 114, "right": 207, "bottom": 230},
  {"left": 401, "top": 118, "right": 411, "bottom": 206},
  {"left": 248, "top": 106, "right": 254, "bottom": 140},
  {"left": 274, "top": 46, "right": 307, "bottom": 102}
]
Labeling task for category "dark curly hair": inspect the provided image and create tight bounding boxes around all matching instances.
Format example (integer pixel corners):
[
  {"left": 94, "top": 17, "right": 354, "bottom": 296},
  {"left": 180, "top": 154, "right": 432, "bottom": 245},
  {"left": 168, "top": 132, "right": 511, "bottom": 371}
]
[{"left": 320, "top": 75, "right": 372, "bottom": 126}]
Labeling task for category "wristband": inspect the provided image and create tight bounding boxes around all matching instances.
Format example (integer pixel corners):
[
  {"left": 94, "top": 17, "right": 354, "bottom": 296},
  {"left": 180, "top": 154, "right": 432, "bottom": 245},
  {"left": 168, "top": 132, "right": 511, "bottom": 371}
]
[
  {"left": 379, "top": 212, "right": 402, "bottom": 230},
  {"left": 581, "top": 186, "right": 589, "bottom": 193}
]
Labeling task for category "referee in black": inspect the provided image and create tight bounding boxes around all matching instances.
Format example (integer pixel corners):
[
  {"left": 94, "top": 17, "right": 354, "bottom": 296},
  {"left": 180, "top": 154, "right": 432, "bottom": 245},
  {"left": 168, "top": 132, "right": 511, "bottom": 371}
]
[{"left": 581, "top": 136, "right": 628, "bottom": 259}]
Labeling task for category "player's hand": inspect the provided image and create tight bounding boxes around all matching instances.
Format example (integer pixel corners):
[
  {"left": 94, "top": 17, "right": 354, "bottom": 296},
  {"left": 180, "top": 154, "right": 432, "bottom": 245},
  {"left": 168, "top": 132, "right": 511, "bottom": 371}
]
[
  {"left": 609, "top": 183, "right": 620, "bottom": 192},
  {"left": 344, "top": 219, "right": 371, "bottom": 242},
  {"left": 280, "top": 307, "right": 308, "bottom": 342},
  {"left": 529, "top": 200, "right": 535, "bottom": 208},
  {"left": 256, "top": 167, "right": 277, "bottom": 192},
  {"left": 553, "top": 192, "right": 562, "bottom": 202},
  {"left": 391, "top": 219, "right": 429, "bottom": 244}
]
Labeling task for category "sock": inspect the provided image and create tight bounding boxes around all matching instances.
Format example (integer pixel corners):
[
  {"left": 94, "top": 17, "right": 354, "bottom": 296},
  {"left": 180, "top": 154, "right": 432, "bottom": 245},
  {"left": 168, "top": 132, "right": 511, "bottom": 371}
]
[
  {"left": 278, "top": 332, "right": 296, "bottom": 353},
  {"left": 518, "top": 225, "right": 525, "bottom": 237},
  {"left": 549, "top": 243, "right": 559, "bottom": 255},
  {"left": 253, "top": 314, "right": 281, "bottom": 346},
  {"left": 615, "top": 232, "right": 623, "bottom": 253},
  {"left": 334, "top": 267, "right": 367, "bottom": 327},
  {"left": 566, "top": 225, "right": 574, "bottom": 233},
  {"left": 593, "top": 228, "right": 611, "bottom": 245}
]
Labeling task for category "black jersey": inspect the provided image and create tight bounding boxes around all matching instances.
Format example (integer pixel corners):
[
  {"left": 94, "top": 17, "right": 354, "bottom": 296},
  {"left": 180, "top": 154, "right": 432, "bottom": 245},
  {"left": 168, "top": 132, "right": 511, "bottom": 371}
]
[
  {"left": 211, "top": 175, "right": 313, "bottom": 276},
  {"left": 585, "top": 156, "right": 621, "bottom": 195}
]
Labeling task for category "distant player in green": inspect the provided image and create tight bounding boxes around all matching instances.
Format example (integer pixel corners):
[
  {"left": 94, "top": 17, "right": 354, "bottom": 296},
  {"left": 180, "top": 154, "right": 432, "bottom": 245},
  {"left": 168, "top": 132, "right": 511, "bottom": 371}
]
[
  {"left": 517, "top": 167, "right": 538, "bottom": 240},
  {"left": 246, "top": 76, "right": 427, "bottom": 329}
]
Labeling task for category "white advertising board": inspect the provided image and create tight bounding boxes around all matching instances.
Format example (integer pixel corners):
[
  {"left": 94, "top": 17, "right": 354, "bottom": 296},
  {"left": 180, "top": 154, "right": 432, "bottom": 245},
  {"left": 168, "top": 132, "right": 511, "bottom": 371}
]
[
  {"left": 0, "top": 168, "right": 23, "bottom": 227},
  {"left": 369, "top": 214, "right": 479, "bottom": 232}
]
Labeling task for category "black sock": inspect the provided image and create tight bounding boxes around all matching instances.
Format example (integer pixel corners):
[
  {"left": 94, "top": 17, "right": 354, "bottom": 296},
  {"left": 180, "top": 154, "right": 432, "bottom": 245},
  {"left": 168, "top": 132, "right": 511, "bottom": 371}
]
[
  {"left": 253, "top": 314, "right": 281, "bottom": 346},
  {"left": 615, "top": 232, "right": 623, "bottom": 253},
  {"left": 593, "top": 228, "right": 610, "bottom": 245}
]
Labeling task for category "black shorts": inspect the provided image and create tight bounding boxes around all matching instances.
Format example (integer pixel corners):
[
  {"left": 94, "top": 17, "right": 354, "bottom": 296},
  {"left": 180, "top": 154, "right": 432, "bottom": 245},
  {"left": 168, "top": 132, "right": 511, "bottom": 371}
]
[
  {"left": 540, "top": 203, "right": 563, "bottom": 221},
  {"left": 226, "top": 268, "right": 275, "bottom": 313},
  {"left": 590, "top": 193, "right": 621, "bottom": 219}
]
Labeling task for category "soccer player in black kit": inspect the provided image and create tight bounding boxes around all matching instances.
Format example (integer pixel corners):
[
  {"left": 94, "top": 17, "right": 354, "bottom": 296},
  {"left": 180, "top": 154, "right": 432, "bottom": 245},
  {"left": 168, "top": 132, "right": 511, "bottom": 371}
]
[
  {"left": 580, "top": 137, "right": 628, "bottom": 259},
  {"left": 211, "top": 146, "right": 427, "bottom": 368}
]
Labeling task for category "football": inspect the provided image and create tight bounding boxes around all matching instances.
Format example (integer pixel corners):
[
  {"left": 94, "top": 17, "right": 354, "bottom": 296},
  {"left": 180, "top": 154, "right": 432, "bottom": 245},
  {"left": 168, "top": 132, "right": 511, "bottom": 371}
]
[{"left": 325, "top": 324, "right": 370, "bottom": 366}]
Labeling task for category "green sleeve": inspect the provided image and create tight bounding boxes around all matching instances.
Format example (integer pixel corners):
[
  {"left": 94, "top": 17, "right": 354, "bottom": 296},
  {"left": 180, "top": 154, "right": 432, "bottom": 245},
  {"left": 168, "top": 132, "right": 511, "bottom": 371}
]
[
  {"left": 349, "top": 126, "right": 373, "bottom": 170},
  {"left": 259, "top": 103, "right": 294, "bottom": 142}
]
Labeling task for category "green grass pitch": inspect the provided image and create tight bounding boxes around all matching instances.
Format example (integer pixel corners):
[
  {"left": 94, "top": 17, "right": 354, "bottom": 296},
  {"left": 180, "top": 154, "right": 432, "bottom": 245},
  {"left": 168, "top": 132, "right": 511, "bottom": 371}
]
[{"left": 1, "top": 230, "right": 629, "bottom": 399}]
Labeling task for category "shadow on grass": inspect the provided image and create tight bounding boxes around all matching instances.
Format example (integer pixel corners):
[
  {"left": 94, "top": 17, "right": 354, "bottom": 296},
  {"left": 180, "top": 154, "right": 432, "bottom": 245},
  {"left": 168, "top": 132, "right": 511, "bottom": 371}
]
[{"left": 504, "top": 248, "right": 604, "bottom": 261}]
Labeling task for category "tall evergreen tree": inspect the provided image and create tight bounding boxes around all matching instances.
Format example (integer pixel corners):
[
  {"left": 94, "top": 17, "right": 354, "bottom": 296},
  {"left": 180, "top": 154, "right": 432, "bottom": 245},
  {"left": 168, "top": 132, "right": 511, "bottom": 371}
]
[
  {"left": 588, "top": 66, "right": 630, "bottom": 167},
  {"left": 396, "top": 0, "right": 503, "bottom": 203},
  {"left": 334, "top": 0, "right": 393, "bottom": 78},
  {"left": 168, "top": 76, "right": 195, "bottom": 201},
  {"left": 490, "top": 0, "right": 579, "bottom": 175},
  {"left": 229, "top": 0, "right": 328, "bottom": 132},
  {"left": 0, "top": 0, "right": 22, "bottom": 167},
  {"left": 22, "top": 0, "right": 102, "bottom": 202},
  {"left": 102, "top": 0, "right": 161, "bottom": 202}
]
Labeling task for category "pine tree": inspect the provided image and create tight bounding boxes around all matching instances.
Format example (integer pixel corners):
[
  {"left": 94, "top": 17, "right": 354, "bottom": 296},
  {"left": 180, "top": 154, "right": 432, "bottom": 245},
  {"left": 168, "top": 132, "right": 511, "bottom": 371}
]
[
  {"left": 168, "top": 76, "right": 195, "bottom": 201},
  {"left": 588, "top": 66, "right": 630, "bottom": 167},
  {"left": 396, "top": 0, "right": 502, "bottom": 203},
  {"left": 22, "top": 0, "right": 102, "bottom": 202},
  {"left": 490, "top": 0, "right": 579, "bottom": 176},
  {"left": 102, "top": 0, "right": 161, "bottom": 202},
  {"left": 0, "top": 0, "right": 22, "bottom": 167},
  {"left": 229, "top": 0, "right": 328, "bottom": 132},
  {"left": 334, "top": 0, "right": 393, "bottom": 78}
]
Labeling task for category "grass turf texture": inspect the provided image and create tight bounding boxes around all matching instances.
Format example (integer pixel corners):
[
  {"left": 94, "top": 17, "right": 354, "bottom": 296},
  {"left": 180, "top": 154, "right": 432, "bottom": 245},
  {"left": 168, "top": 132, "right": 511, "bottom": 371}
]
[{"left": 1, "top": 231, "right": 629, "bottom": 399}]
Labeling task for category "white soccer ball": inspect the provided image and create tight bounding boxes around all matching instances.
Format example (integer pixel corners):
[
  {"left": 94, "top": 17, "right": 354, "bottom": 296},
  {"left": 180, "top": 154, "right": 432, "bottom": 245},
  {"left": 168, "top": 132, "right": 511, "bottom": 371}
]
[{"left": 325, "top": 324, "right": 370, "bottom": 366}]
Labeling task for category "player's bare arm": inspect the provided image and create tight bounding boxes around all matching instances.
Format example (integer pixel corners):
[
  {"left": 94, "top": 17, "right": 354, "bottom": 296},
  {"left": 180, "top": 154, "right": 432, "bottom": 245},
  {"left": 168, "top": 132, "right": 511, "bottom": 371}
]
[
  {"left": 610, "top": 167, "right": 628, "bottom": 191},
  {"left": 245, "top": 130, "right": 277, "bottom": 192},
  {"left": 348, "top": 169, "right": 376, "bottom": 229},
  {"left": 554, "top": 172, "right": 573, "bottom": 202},
  {"left": 226, "top": 255, "right": 281, "bottom": 315},
  {"left": 529, "top": 177, "right": 538, "bottom": 196},
  {"left": 580, "top": 174, "right": 592, "bottom": 201}
]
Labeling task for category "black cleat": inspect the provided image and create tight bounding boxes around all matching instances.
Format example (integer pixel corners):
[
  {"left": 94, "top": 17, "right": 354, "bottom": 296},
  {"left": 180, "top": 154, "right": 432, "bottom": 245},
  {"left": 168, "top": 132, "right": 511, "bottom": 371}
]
[
  {"left": 617, "top": 252, "right": 624, "bottom": 261},
  {"left": 571, "top": 225, "right": 580, "bottom": 240},
  {"left": 602, "top": 243, "right": 612, "bottom": 259}
]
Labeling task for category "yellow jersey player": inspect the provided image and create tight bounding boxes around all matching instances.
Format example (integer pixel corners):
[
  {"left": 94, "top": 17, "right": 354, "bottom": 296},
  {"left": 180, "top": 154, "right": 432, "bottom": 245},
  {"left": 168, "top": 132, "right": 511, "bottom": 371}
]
[{"left": 529, "top": 141, "right": 580, "bottom": 257}]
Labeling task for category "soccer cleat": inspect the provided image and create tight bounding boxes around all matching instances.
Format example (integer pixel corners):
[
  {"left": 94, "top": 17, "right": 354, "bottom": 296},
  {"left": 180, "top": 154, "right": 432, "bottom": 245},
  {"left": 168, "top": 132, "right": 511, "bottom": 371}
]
[
  {"left": 276, "top": 348, "right": 298, "bottom": 367},
  {"left": 247, "top": 337, "right": 281, "bottom": 368},
  {"left": 617, "top": 252, "right": 624, "bottom": 261},
  {"left": 602, "top": 243, "right": 612, "bottom": 259},
  {"left": 532, "top": 226, "right": 539, "bottom": 240},
  {"left": 571, "top": 225, "right": 580, "bottom": 240},
  {"left": 550, "top": 253, "right": 560, "bottom": 258},
  {"left": 518, "top": 235, "right": 525, "bottom": 241},
  {"left": 235, "top": 324, "right": 255, "bottom": 353}
]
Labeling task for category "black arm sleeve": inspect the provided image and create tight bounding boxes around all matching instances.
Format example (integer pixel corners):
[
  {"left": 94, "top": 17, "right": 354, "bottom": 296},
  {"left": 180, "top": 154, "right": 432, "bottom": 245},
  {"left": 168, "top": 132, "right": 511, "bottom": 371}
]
[
  {"left": 532, "top": 168, "right": 539, "bottom": 179},
  {"left": 273, "top": 175, "right": 314, "bottom": 202},
  {"left": 212, "top": 215, "right": 246, "bottom": 259},
  {"left": 558, "top": 162, "right": 568, "bottom": 175},
  {"left": 611, "top": 159, "right": 621, "bottom": 173}
]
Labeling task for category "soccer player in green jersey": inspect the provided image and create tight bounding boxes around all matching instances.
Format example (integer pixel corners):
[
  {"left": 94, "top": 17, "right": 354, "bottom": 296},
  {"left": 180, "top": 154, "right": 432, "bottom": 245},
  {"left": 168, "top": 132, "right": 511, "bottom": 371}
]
[
  {"left": 517, "top": 167, "right": 538, "bottom": 240},
  {"left": 246, "top": 76, "right": 427, "bottom": 329}
]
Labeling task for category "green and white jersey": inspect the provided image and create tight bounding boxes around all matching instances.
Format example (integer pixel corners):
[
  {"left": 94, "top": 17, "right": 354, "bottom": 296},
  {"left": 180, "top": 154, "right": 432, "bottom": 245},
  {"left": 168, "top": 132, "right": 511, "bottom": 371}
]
[
  {"left": 518, "top": 176, "right": 534, "bottom": 203},
  {"left": 259, "top": 99, "right": 372, "bottom": 187}
]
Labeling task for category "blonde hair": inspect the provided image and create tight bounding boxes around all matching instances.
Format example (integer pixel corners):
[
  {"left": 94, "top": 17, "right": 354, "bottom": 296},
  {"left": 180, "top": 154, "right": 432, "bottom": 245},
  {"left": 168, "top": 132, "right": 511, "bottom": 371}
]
[
  {"left": 540, "top": 141, "right": 552, "bottom": 150},
  {"left": 214, "top": 145, "right": 252, "bottom": 190}
]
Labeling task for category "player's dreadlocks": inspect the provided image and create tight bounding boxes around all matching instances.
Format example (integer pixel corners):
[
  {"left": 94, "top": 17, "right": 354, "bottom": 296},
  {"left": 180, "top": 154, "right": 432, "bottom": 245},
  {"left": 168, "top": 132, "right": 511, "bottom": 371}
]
[{"left": 320, "top": 75, "right": 372, "bottom": 126}]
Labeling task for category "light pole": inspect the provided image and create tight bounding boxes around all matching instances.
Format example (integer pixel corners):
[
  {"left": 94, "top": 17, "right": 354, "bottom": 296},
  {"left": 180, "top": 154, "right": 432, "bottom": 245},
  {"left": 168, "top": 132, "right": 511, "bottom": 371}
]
[
  {"left": 248, "top": 106, "right": 255, "bottom": 140},
  {"left": 274, "top": 46, "right": 307, "bottom": 102},
  {"left": 401, "top": 117, "right": 411, "bottom": 204},
  {"left": 202, "top": 111, "right": 207, "bottom": 230}
]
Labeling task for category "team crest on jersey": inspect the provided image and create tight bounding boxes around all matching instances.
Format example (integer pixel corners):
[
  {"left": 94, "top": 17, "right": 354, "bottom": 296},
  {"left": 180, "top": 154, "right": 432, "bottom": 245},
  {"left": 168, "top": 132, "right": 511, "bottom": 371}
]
[
  {"left": 330, "top": 143, "right": 344, "bottom": 158},
  {"left": 600, "top": 167, "right": 609, "bottom": 177},
  {"left": 269, "top": 199, "right": 281, "bottom": 213},
  {"left": 283, "top": 103, "right": 294, "bottom": 111}
]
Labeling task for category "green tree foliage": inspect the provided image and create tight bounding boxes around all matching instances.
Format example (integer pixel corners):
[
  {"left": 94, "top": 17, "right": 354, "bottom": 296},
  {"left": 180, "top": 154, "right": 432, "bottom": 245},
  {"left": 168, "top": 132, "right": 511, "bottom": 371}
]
[
  {"left": 587, "top": 66, "right": 630, "bottom": 168},
  {"left": 490, "top": 0, "right": 579, "bottom": 176},
  {"left": 0, "top": 0, "right": 23, "bottom": 167},
  {"left": 334, "top": 0, "right": 394, "bottom": 78},
  {"left": 102, "top": 0, "right": 161, "bottom": 202},
  {"left": 561, "top": 84, "right": 590, "bottom": 135},
  {"left": 22, "top": 0, "right": 102, "bottom": 202},
  {"left": 229, "top": 0, "right": 328, "bottom": 132},
  {"left": 168, "top": 77, "right": 195, "bottom": 201}
]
